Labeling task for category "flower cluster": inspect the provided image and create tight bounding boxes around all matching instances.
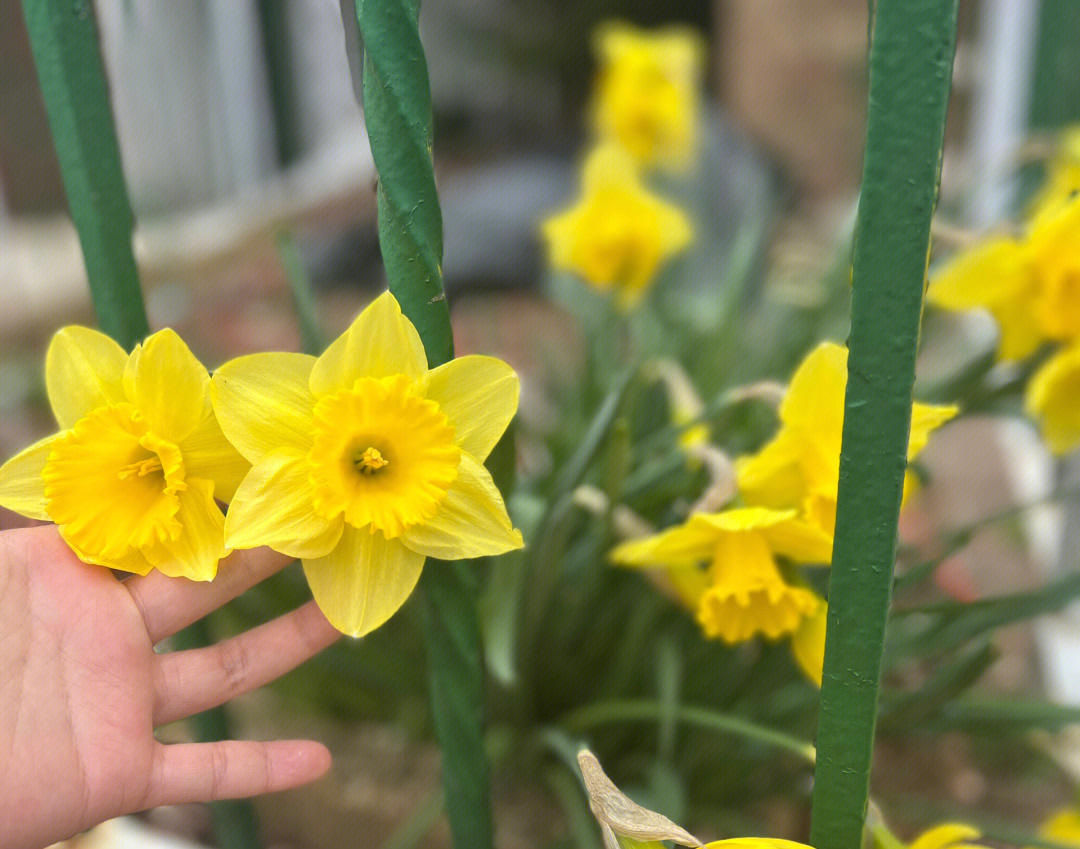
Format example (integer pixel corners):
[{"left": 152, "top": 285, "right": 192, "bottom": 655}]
[
  {"left": 928, "top": 147, "right": 1080, "bottom": 453},
  {"left": 0, "top": 293, "right": 523, "bottom": 637},
  {"left": 612, "top": 342, "right": 956, "bottom": 683},
  {"left": 541, "top": 22, "right": 703, "bottom": 307}
]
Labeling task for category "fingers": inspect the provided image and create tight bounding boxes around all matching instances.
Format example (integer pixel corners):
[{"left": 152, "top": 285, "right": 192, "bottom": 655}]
[
  {"left": 142, "top": 739, "right": 331, "bottom": 810},
  {"left": 152, "top": 600, "right": 340, "bottom": 726},
  {"left": 127, "top": 547, "right": 295, "bottom": 644}
]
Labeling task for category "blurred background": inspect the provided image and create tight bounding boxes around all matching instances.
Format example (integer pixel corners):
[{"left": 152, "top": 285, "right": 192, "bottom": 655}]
[{"left": 3, "top": 1, "right": 1080, "bottom": 848}]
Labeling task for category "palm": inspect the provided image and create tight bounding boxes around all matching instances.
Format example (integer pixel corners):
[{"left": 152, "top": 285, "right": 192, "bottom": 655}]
[{"left": 0, "top": 527, "right": 339, "bottom": 849}]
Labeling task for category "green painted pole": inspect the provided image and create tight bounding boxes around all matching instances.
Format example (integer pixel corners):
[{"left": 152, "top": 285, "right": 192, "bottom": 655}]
[
  {"left": 353, "top": 3, "right": 493, "bottom": 848},
  {"left": 21, "top": 0, "right": 148, "bottom": 350},
  {"left": 809, "top": 4, "right": 959, "bottom": 849},
  {"left": 21, "top": 5, "right": 261, "bottom": 846}
]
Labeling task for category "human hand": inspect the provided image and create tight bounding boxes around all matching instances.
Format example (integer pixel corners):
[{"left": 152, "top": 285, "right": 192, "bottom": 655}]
[{"left": 0, "top": 525, "right": 340, "bottom": 849}]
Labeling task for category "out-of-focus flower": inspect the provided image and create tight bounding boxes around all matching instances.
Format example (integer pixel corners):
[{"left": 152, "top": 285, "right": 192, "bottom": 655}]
[
  {"left": 1026, "top": 343, "right": 1080, "bottom": 454},
  {"left": 591, "top": 20, "right": 705, "bottom": 170},
  {"left": 0, "top": 327, "right": 247, "bottom": 579},
  {"left": 736, "top": 342, "right": 958, "bottom": 551},
  {"left": 904, "top": 824, "right": 983, "bottom": 849},
  {"left": 1030, "top": 126, "right": 1080, "bottom": 220},
  {"left": 929, "top": 196, "right": 1080, "bottom": 359},
  {"left": 212, "top": 292, "right": 523, "bottom": 637},
  {"left": 611, "top": 506, "right": 830, "bottom": 644},
  {"left": 542, "top": 144, "right": 692, "bottom": 307},
  {"left": 1028, "top": 806, "right": 1080, "bottom": 849}
]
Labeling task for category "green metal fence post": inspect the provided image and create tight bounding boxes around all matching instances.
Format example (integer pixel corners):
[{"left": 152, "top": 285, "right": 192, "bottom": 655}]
[
  {"left": 352, "top": 2, "right": 494, "bottom": 848},
  {"left": 21, "top": 4, "right": 262, "bottom": 846},
  {"left": 809, "top": 4, "right": 960, "bottom": 849}
]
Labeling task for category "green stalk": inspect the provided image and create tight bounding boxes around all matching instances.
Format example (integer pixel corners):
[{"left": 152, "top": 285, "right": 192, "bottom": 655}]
[
  {"left": 808, "top": 4, "right": 959, "bottom": 849},
  {"left": 21, "top": 0, "right": 148, "bottom": 349},
  {"left": 22, "top": 5, "right": 260, "bottom": 845},
  {"left": 353, "top": 2, "right": 493, "bottom": 848}
]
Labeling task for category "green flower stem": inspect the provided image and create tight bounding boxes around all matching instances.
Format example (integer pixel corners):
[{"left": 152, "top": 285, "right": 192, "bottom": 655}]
[
  {"left": 21, "top": 0, "right": 148, "bottom": 349},
  {"left": 353, "top": 2, "right": 493, "bottom": 848},
  {"left": 23, "top": 5, "right": 260, "bottom": 845},
  {"left": 808, "top": 4, "right": 959, "bottom": 849}
]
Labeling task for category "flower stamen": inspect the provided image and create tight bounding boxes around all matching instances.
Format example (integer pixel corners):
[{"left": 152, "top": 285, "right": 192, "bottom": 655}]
[
  {"left": 356, "top": 447, "right": 389, "bottom": 475},
  {"left": 118, "top": 455, "right": 164, "bottom": 481}
]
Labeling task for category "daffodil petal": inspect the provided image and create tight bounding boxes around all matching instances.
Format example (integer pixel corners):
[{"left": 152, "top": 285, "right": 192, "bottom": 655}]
[
  {"left": 145, "top": 479, "right": 227, "bottom": 581},
  {"left": 1027, "top": 345, "right": 1080, "bottom": 454},
  {"left": 425, "top": 356, "right": 519, "bottom": 461},
  {"left": 761, "top": 515, "right": 833, "bottom": 565},
  {"left": 908, "top": 824, "right": 982, "bottom": 849},
  {"left": 45, "top": 326, "right": 128, "bottom": 429},
  {"left": 400, "top": 453, "right": 522, "bottom": 559},
  {"left": 780, "top": 342, "right": 847, "bottom": 434},
  {"left": 302, "top": 525, "right": 425, "bottom": 637},
  {"left": 909, "top": 401, "right": 959, "bottom": 459},
  {"left": 735, "top": 429, "right": 808, "bottom": 513},
  {"left": 790, "top": 598, "right": 827, "bottom": 686},
  {"left": 123, "top": 329, "right": 211, "bottom": 444},
  {"left": 0, "top": 434, "right": 56, "bottom": 521},
  {"left": 309, "top": 291, "right": 427, "bottom": 396},
  {"left": 60, "top": 530, "right": 155, "bottom": 576},
  {"left": 610, "top": 520, "right": 719, "bottom": 568},
  {"left": 179, "top": 412, "right": 251, "bottom": 503},
  {"left": 211, "top": 352, "right": 317, "bottom": 463},
  {"left": 225, "top": 449, "right": 343, "bottom": 559},
  {"left": 704, "top": 840, "right": 814, "bottom": 849}
]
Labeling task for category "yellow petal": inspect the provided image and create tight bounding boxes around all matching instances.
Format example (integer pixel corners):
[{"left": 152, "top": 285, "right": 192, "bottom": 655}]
[
  {"left": 0, "top": 434, "right": 56, "bottom": 521},
  {"left": 1026, "top": 344, "right": 1080, "bottom": 454},
  {"left": 908, "top": 401, "right": 959, "bottom": 459},
  {"left": 780, "top": 341, "right": 847, "bottom": 435},
  {"left": 425, "top": 356, "right": 519, "bottom": 461},
  {"left": 45, "top": 326, "right": 128, "bottom": 429},
  {"left": 144, "top": 479, "right": 227, "bottom": 581},
  {"left": 60, "top": 529, "right": 155, "bottom": 576},
  {"left": 1038, "top": 807, "right": 1080, "bottom": 847},
  {"left": 736, "top": 429, "right": 809, "bottom": 512},
  {"left": 762, "top": 515, "right": 833, "bottom": 565},
  {"left": 211, "top": 352, "right": 317, "bottom": 463},
  {"left": 687, "top": 506, "right": 798, "bottom": 535},
  {"left": 225, "top": 449, "right": 343, "bottom": 559},
  {"left": 400, "top": 453, "right": 523, "bottom": 559},
  {"left": 929, "top": 238, "right": 1042, "bottom": 360},
  {"left": 309, "top": 291, "right": 428, "bottom": 397},
  {"left": 907, "top": 824, "right": 982, "bottom": 849},
  {"left": 610, "top": 520, "right": 718, "bottom": 568},
  {"left": 704, "top": 840, "right": 814, "bottom": 849},
  {"left": 123, "top": 329, "right": 211, "bottom": 444},
  {"left": 790, "top": 598, "right": 827, "bottom": 686},
  {"left": 178, "top": 413, "right": 251, "bottom": 502},
  {"left": 302, "top": 525, "right": 425, "bottom": 637}
]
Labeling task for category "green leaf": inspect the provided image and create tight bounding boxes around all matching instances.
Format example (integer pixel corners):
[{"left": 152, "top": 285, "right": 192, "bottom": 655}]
[{"left": 275, "top": 230, "right": 326, "bottom": 356}]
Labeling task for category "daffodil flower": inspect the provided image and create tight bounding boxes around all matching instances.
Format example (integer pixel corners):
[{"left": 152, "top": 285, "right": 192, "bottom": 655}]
[
  {"left": 0, "top": 327, "right": 247, "bottom": 579},
  {"left": 1027, "top": 342, "right": 1080, "bottom": 454},
  {"left": 542, "top": 144, "right": 692, "bottom": 308},
  {"left": 211, "top": 292, "right": 523, "bottom": 637},
  {"left": 736, "top": 342, "right": 958, "bottom": 551},
  {"left": 591, "top": 20, "right": 705, "bottom": 170},
  {"left": 928, "top": 196, "right": 1080, "bottom": 360},
  {"left": 611, "top": 506, "right": 831, "bottom": 644},
  {"left": 1028, "top": 806, "right": 1080, "bottom": 849}
]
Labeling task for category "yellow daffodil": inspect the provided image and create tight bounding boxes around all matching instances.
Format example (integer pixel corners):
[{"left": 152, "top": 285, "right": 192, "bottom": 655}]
[
  {"left": 0, "top": 327, "right": 247, "bottom": 579},
  {"left": 542, "top": 144, "right": 692, "bottom": 307},
  {"left": 591, "top": 20, "right": 705, "bottom": 170},
  {"left": 736, "top": 342, "right": 958, "bottom": 550},
  {"left": 611, "top": 506, "right": 831, "bottom": 644},
  {"left": 905, "top": 824, "right": 983, "bottom": 849},
  {"left": 929, "top": 196, "right": 1080, "bottom": 359},
  {"left": 1026, "top": 343, "right": 1080, "bottom": 454},
  {"left": 1029, "top": 126, "right": 1080, "bottom": 220},
  {"left": 1028, "top": 806, "right": 1080, "bottom": 849},
  {"left": 211, "top": 292, "right": 523, "bottom": 637}
]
